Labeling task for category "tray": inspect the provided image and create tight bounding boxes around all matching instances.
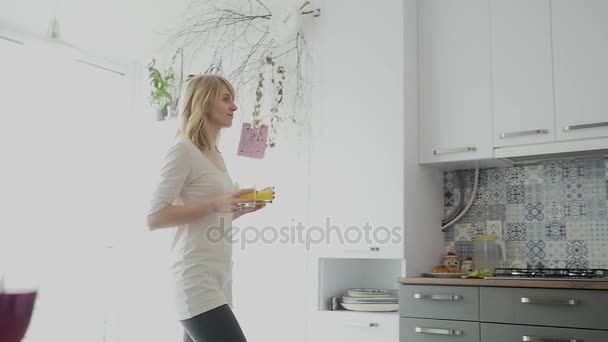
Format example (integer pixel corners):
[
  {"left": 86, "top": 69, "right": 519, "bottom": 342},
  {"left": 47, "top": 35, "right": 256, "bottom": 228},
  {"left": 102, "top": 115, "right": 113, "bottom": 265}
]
[{"left": 421, "top": 272, "right": 468, "bottom": 278}]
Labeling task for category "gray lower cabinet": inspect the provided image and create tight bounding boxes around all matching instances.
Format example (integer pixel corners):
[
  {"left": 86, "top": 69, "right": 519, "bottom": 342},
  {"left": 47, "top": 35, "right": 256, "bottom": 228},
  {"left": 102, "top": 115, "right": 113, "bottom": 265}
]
[
  {"left": 400, "top": 285, "right": 480, "bottom": 321},
  {"left": 481, "top": 322, "right": 608, "bottom": 342},
  {"left": 480, "top": 287, "right": 608, "bottom": 329},
  {"left": 400, "top": 284, "right": 608, "bottom": 342},
  {"left": 400, "top": 318, "right": 480, "bottom": 342}
]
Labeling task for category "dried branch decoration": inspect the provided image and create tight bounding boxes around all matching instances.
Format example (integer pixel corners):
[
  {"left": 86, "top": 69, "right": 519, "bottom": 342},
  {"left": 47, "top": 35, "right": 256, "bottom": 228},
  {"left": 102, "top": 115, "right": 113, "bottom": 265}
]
[{"left": 171, "top": 0, "right": 319, "bottom": 148}]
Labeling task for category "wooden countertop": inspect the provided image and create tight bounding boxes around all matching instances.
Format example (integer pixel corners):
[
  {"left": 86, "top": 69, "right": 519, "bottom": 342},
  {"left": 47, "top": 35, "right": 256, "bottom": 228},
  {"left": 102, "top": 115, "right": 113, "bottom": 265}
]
[{"left": 399, "top": 277, "right": 608, "bottom": 290}]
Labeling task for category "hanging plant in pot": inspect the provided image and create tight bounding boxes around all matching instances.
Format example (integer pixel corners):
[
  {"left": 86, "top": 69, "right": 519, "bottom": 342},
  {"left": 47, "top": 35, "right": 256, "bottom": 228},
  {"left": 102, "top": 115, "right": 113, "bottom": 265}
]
[{"left": 147, "top": 58, "right": 175, "bottom": 121}]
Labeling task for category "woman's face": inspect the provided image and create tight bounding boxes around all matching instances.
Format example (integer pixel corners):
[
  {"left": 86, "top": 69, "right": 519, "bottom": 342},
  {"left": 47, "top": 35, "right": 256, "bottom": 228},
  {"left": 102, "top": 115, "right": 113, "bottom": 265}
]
[{"left": 206, "top": 85, "right": 237, "bottom": 128}]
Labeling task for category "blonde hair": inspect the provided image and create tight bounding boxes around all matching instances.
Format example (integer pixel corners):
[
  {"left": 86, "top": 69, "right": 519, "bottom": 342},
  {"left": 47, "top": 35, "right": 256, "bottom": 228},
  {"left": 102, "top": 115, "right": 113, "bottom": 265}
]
[{"left": 177, "top": 74, "right": 236, "bottom": 151}]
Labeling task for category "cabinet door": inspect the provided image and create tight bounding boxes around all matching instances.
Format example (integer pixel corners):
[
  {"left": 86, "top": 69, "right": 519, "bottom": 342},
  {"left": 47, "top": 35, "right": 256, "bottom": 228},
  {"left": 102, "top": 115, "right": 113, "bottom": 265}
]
[
  {"left": 552, "top": 0, "right": 608, "bottom": 141},
  {"left": 419, "top": 0, "right": 493, "bottom": 163},
  {"left": 491, "top": 0, "right": 555, "bottom": 147},
  {"left": 307, "top": 312, "right": 398, "bottom": 342},
  {"left": 481, "top": 323, "right": 608, "bottom": 342},
  {"left": 309, "top": 0, "right": 404, "bottom": 258},
  {"left": 400, "top": 318, "right": 480, "bottom": 342}
]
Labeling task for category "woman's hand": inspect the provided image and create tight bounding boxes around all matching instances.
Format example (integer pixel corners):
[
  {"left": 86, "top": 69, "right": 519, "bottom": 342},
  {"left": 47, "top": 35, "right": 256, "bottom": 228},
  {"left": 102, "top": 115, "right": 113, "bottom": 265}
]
[
  {"left": 213, "top": 189, "right": 257, "bottom": 214},
  {"left": 233, "top": 201, "right": 266, "bottom": 220}
]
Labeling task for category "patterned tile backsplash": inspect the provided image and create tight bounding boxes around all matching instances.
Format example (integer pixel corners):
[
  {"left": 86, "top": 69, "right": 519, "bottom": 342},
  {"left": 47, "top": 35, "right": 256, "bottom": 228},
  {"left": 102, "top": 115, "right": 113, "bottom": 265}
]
[{"left": 444, "top": 157, "right": 608, "bottom": 269}]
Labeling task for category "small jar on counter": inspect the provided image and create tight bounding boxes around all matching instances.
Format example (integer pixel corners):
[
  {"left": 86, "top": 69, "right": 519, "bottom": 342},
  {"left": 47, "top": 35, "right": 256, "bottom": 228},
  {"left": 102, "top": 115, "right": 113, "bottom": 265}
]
[{"left": 461, "top": 259, "right": 474, "bottom": 273}]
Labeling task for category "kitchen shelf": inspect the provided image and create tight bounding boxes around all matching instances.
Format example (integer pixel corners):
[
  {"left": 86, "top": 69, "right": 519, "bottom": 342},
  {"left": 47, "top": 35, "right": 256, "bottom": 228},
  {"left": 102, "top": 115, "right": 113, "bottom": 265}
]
[{"left": 316, "top": 258, "right": 403, "bottom": 311}]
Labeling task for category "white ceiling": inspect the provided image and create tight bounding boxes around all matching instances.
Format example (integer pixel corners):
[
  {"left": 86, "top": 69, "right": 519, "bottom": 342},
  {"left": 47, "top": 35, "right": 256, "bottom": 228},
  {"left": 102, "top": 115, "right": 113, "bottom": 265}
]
[{"left": 0, "top": 0, "right": 192, "bottom": 62}]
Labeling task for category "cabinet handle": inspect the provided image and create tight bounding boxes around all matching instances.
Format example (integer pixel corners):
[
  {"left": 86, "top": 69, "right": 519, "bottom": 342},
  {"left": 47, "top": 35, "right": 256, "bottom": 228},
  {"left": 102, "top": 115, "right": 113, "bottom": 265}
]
[
  {"left": 414, "top": 293, "right": 463, "bottom": 301},
  {"left": 522, "top": 335, "right": 581, "bottom": 342},
  {"left": 520, "top": 297, "right": 577, "bottom": 305},
  {"left": 344, "top": 247, "right": 380, "bottom": 253},
  {"left": 433, "top": 147, "right": 477, "bottom": 155},
  {"left": 415, "top": 327, "right": 463, "bottom": 336},
  {"left": 500, "top": 129, "right": 549, "bottom": 139},
  {"left": 344, "top": 322, "right": 379, "bottom": 328},
  {"left": 563, "top": 121, "right": 608, "bottom": 131}
]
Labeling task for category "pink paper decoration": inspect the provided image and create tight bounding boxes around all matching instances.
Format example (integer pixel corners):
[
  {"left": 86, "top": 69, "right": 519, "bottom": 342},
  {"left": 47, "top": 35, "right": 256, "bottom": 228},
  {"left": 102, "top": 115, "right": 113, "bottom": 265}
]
[{"left": 237, "top": 123, "right": 268, "bottom": 159}]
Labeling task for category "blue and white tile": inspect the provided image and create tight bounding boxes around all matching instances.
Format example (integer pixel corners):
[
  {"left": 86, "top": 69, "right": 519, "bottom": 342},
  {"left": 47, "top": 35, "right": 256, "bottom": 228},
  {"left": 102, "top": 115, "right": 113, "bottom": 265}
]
[
  {"left": 487, "top": 184, "right": 506, "bottom": 205},
  {"left": 487, "top": 204, "right": 506, "bottom": 221},
  {"left": 544, "top": 221, "right": 566, "bottom": 241},
  {"left": 566, "top": 240, "right": 588, "bottom": 260},
  {"left": 566, "top": 259, "right": 589, "bottom": 269},
  {"left": 473, "top": 188, "right": 490, "bottom": 206},
  {"left": 566, "top": 221, "right": 593, "bottom": 240},
  {"left": 544, "top": 241, "right": 567, "bottom": 260},
  {"left": 461, "top": 205, "right": 489, "bottom": 223},
  {"left": 486, "top": 220, "right": 503, "bottom": 239},
  {"left": 506, "top": 222, "right": 526, "bottom": 241},
  {"left": 487, "top": 168, "right": 505, "bottom": 185},
  {"left": 545, "top": 201, "right": 564, "bottom": 221},
  {"left": 505, "top": 166, "right": 526, "bottom": 185},
  {"left": 527, "top": 260, "right": 547, "bottom": 269},
  {"left": 471, "top": 222, "right": 487, "bottom": 237},
  {"left": 444, "top": 226, "right": 455, "bottom": 242},
  {"left": 542, "top": 160, "right": 564, "bottom": 184},
  {"left": 527, "top": 240, "right": 546, "bottom": 259},
  {"left": 562, "top": 181, "right": 584, "bottom": 202},
  {"left": 545, "top": 260, "right": 568, "bottom": 268},
  {"left": 455, "top": 241, "right": 474, "bottom": 260},
  {"left": 582, "top": 180, "right": 607, "bottom": 200},
  {"left": 587, "top": 241, "right": 608, "bottom": 262},
  {"left": 583, "top": 199, "right": 608, "bottom": 221},
  {"left": 506, "top": 241, "right": 527, "bottom": 260},
  {"left": 506, "top": 185, "right": 526, "bottom": 204},
  {"left": 590, "top": 222, "right": 608, "bottom": 240},
  {"left": 524, "top": 164, "right": 545, "bottom": 184},
  {"left": 525, "top": 202, "right": 545, "bottom": 222},
  {"left": 506, "top": 204, "right": 526, "bottom": 221},
  {"left": 562, "top": 159, "right": 584, "bottom": 181},
  {"left": 582, "top": 158, "right": 605, "bottom": 180},
  {"left": 563, "top": 201, "right": 586, "bottom": 221},
  {"left": 454, "top": 223, "right": 472, "bottom": 241},
  {"left": 525, "top": 222, "right": 546, "bottom": 241}
]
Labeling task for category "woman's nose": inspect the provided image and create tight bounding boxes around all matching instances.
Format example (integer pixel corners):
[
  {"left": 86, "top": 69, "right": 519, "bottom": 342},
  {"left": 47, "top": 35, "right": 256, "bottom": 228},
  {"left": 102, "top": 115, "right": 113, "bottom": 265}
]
[{"left": 231, "top": 103, "right": 238, "bottom": 111}]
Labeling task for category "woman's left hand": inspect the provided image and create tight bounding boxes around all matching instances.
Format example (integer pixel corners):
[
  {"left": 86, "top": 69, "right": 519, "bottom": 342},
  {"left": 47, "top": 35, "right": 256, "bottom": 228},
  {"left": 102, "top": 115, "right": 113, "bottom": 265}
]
[{"left": 233, "top": 202, "right": 266, "bottom": 220}]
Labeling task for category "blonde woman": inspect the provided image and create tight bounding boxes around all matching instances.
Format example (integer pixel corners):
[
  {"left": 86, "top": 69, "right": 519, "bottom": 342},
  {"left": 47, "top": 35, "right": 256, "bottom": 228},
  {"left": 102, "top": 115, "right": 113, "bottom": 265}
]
[{"left": 147, "top": 74, "right": 262, "bottom": 342}]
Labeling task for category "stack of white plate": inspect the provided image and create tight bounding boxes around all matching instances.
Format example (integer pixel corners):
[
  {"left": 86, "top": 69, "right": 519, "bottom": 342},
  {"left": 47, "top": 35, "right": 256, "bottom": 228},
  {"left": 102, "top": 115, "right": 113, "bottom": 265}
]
[{"left": 340, "top": 288, "right": 398, "bottom": 312}]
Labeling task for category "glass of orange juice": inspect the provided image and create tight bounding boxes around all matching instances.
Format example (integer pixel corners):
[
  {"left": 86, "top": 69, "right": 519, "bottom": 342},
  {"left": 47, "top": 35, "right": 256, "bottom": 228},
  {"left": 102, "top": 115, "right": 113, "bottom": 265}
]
[{"left": 235, "top": 182, "right": 257, "bottom": 210}]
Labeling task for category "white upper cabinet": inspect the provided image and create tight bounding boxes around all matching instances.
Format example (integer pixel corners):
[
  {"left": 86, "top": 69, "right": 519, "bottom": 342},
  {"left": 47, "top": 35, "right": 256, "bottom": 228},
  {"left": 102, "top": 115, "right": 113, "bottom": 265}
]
[
  {"left": 419, "top": 0, "right": 493, "bottom": 163},
  {"left": 491, "top": 0, "right": 556, "bottom": 147},
  {"left": 309, "top": 0, "right": 404, "bottom": 259},
  {"left": 552, "top": 0, "right": 608, "bottom": 141}
]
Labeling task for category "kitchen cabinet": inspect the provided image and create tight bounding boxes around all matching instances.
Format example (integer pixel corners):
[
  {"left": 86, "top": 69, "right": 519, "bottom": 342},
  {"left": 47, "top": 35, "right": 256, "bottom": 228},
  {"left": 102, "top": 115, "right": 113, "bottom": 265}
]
[
  {"left": 307, "top": 0, "right": 444, "bottom": 341},
  {"left": 418, "top": 0, "right": 493, "bottom": 163},
  {"left": 481, "top": 323, "right": 608, "bottom": 342},
  {"left": 552, "top": 0, "right": 608, "bottom": 142},
  {"left": 399, "top": 284, "right": 608, "bottom": 342},
  {"left": 490, "top": 0, "right": 555, "bottom": 148}
]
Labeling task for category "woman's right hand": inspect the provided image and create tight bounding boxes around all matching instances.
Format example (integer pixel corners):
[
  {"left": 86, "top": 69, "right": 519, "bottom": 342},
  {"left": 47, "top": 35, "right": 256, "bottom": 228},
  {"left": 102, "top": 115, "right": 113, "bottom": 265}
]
[{"left": 213, "top": 189, "right": 256, "bottom": 213}]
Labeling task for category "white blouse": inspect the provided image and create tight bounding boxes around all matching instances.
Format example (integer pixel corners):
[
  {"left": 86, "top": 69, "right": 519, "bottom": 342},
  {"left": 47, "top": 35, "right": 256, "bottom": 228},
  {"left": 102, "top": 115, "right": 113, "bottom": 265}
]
[{"left": 147, "top": 138, "right": 235, "bottom": 320}]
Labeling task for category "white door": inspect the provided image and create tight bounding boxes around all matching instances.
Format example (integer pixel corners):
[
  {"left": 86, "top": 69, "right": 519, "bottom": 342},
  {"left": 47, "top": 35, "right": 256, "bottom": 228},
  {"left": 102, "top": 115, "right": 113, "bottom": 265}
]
[
  {"left": 491, "top": 0, "right": 555, "bottom": 148},
  {"left": 418, "top": 0, "right": 493, "bottom": 163},
  {"left": 552, "top": 0, "right": 608, "bottom": 141}
]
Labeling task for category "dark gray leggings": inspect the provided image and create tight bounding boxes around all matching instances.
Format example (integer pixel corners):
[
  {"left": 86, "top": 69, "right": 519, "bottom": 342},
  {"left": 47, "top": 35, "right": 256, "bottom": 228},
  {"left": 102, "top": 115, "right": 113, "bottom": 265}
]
[{"left": 180, "top": 304, "right": 248, "bottom": 342}]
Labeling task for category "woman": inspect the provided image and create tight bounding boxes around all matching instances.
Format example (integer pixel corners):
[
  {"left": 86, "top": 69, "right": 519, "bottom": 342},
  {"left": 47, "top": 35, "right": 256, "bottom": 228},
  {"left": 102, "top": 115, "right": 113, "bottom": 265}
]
[{"left": 147, "top": 74, "right": 262, "bottom": 342}]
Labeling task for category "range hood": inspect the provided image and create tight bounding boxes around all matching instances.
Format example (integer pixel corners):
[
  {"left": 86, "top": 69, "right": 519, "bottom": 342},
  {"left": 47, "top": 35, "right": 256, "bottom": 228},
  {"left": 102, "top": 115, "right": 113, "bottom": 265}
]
[{"left": 495, "top": 137, "right": 608, "bottom": 164}]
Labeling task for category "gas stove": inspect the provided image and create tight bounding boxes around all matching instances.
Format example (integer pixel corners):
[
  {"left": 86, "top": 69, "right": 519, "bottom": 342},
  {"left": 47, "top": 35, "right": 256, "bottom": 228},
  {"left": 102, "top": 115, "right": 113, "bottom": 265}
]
[{"left": 489, "top": 268, "right": 608, "bottom": 281}]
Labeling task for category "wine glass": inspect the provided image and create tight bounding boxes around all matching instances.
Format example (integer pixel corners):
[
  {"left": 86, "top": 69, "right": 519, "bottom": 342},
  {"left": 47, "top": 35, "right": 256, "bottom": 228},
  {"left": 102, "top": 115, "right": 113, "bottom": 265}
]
[{"left": 0, "top": 270, "right": 38, "bottom": 342}]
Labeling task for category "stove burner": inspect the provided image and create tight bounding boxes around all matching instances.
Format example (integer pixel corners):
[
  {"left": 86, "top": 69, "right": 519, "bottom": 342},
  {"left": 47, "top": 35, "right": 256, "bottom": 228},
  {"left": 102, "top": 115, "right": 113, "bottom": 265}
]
[{"left": 493, "top": 268, "right": 608, "bottom": 279}]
